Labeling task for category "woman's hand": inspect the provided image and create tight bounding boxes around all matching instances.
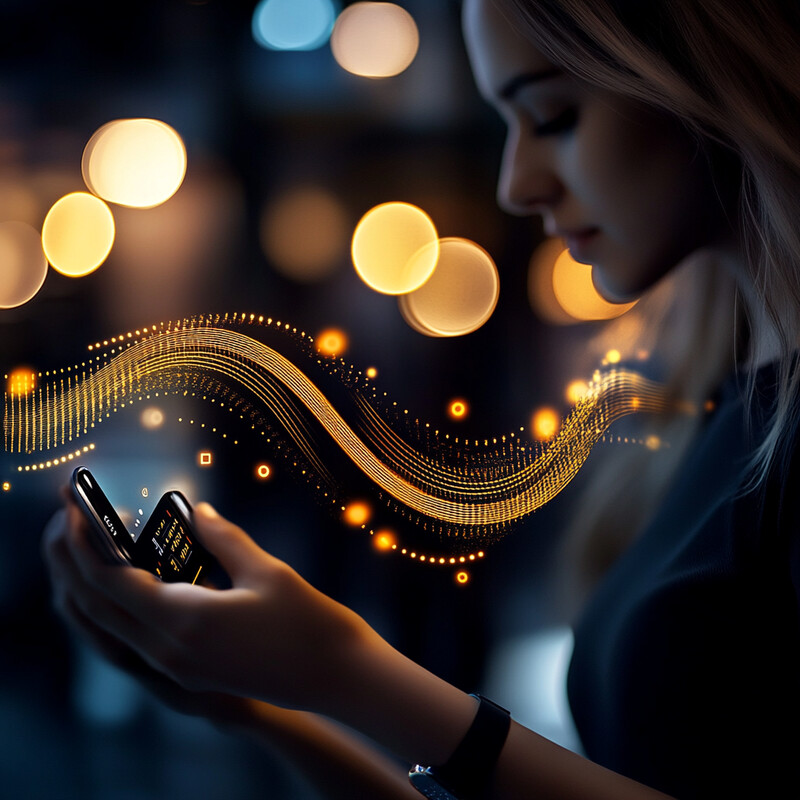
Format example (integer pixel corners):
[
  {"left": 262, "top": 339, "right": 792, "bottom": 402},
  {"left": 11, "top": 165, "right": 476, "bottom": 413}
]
[{"left": 41, "top": 495, "right": 374, "bottom": 716}]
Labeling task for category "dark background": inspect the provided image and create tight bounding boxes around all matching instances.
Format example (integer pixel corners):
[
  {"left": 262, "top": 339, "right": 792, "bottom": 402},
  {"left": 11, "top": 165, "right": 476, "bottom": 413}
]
[{"left": 0, "top": 1, "right": 596, "bottom": 795}]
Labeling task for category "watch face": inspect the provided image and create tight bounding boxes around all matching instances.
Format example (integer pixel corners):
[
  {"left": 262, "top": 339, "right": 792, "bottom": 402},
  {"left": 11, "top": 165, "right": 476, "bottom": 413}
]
[{"left": 408, "top": 767, "right": 459, "bottom": 800}]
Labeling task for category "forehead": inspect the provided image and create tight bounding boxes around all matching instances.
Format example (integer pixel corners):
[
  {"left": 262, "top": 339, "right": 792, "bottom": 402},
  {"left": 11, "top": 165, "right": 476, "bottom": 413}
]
[{"left": 462, "top": 0, "right": 556, "bottom": 97}]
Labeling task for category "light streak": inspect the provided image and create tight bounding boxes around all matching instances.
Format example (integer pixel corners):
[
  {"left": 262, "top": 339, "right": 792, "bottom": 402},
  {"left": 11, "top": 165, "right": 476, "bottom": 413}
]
[{"left": 3, "top": 313, "right": 669, "bottom": 552}]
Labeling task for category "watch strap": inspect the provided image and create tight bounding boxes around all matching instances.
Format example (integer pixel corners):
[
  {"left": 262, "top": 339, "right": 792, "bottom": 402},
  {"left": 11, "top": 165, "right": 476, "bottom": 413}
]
[{"left": 409, "top": 693, "right": 511, "bottom": 800}]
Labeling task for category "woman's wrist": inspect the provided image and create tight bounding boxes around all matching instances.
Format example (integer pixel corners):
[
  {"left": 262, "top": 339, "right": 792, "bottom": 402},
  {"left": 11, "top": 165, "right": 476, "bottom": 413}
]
[{"left": 322, "top": 615, "right": 478, "bottom": 766}]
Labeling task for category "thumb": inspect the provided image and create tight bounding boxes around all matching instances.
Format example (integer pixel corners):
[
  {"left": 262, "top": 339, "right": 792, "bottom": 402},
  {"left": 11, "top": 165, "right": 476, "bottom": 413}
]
[{"left": 192, "top": 503, "right": 266, "bottom": 580}]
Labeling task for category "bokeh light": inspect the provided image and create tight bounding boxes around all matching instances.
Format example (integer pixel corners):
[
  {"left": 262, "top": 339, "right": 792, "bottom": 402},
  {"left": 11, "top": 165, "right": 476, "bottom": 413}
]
[
  {"left": 448, "top": 399, "right": 469, "bottom": 420},
  {"left": 351, "top": 202, "right": 438, "bottom": 295},
  {"left": 6, "top": 366, "right": 37, "bottom": 396},
  {"left": 528, "top": 239, "right": 636, "bottom": 324},
  {"left": 455, "top": 570, "right": 470, "bottom": 585},
  {"left": 197, "top": 450, "right": 213, "bottom": 467},
  {"left": 531, "top": 407, "right": 561, "bottom": 442},
  {"left": 252, "top": 0, "right": 338, "bottom": 51},
  {"left": 315, "top": 327, "right": 348, "bottom": 356},
  {"left": 331, "top": 2, "right": 419, "bottom": 78},
  {"left": 645, "top": 435, "right": 662, "bottom": 451},
  {"left": 551, "top": 247, "right": 637, "bottom": 322},
  {"left": 255, "top": 462, "right": 273, "bottom": 480},
  {"left": 82, "top": 119, "right": 187, "bottom": 208},
  {"left": 0, "top": 221, "right": 48, "bottom": 308},
  {"left": 398, "top": 237, "right": 499, "bottom": 337},
  {"left": 41, "top": 192, "right": 115, "bottom": 277},
  {"left": 260, "top": 186, "right": 348, "bottom": 281},
  {"left": 342, "top": 501, "right": 371, "bottom": 527},
  {"left": 372, "top": 529, "right": 396, "bottom": 551},
  {"left": 140, "top": 406, "right": 165, "bottom": 429},
  {"left": 565, "top": 380, "right": 590, "bottom": 404}
]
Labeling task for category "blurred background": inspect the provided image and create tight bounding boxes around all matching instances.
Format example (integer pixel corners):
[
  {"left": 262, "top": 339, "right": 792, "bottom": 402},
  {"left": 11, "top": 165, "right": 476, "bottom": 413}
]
[{"left": 0, "top": 1, "right": 636, "bottom": 795}]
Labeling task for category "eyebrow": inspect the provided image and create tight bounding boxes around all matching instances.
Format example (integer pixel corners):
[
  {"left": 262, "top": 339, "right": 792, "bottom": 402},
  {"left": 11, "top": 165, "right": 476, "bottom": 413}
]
[{"left": 498, "top": 68, "right": 563, "bottom": 100}]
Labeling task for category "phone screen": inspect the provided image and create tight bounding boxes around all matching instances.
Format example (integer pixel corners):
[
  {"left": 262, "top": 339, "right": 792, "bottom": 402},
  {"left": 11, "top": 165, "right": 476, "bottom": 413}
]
[
  {"left": 135, "top": 491, "right": 210, "bottom": 584},
  {"left": 71, "top": 466, "right": 212, "bottom": 584}
]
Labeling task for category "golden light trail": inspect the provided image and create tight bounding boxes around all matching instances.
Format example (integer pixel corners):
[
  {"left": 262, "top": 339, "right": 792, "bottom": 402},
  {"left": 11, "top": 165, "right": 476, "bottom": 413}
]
[{"left": 3, "top": 314, "right": 669, "bottom": 554}]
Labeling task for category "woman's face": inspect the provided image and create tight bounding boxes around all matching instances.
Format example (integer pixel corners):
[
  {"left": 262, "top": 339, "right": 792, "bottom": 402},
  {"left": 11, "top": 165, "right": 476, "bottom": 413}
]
[{"left": 462, "top": 0, "right": 732, "bottom": 301}]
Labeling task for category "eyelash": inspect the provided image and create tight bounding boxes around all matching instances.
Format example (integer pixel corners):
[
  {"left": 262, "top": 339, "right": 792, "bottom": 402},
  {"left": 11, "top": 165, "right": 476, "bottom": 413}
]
[{"left": 533, "top": 108, "right": 578, "bottom": 137}]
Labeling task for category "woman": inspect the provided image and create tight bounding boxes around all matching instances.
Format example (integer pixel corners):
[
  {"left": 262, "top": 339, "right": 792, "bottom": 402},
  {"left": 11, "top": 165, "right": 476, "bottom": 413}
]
[{"left": 42, "top": 1, "right": 800, "bottom": 797}]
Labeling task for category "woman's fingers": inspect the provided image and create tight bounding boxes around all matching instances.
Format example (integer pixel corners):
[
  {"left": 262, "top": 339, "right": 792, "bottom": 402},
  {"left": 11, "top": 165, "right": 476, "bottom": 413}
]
[{"left": 191, "top": 502, "right": 271, "bottom": 582}]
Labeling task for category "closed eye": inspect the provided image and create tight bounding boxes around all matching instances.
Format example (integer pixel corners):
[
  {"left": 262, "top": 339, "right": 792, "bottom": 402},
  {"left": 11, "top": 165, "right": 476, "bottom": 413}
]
[{"left": 534, "top": 108, "right": 578, "bottom": 137}]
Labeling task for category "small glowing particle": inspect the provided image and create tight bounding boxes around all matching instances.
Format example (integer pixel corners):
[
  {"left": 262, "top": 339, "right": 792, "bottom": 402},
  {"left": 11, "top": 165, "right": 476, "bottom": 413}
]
[
  {"left": 198, "top": 451, "right": 213, "bottom": 466},
  {"left": 2, "top": 482, "right": 10, "bottom": 492},
  {"left": 605, "top": 349, "right": 622, "bottom": 364},
  {"left": 365, "top": 367, "right": 378, "bottom": 379},
  {"left": 141, "top": 487, "right": 149, "bottom": 498},
  {"left": 255, "top": 462, "right": 272, "bottom": 480},
  {"left": 373, "top": 530, "right": 396, "bottom": 551},
  {"left": 704, "top": 399, "right": 715, "bottom": 412},
  {"left": 645, "top": 435, "right": 661, "bottom": 451},
  {"left": 342, "top": 501, "right": 371, "bottom": 527},
  {"left": 531, "top": 407, "right": 561, "bottom": 441},
  {"left": 316, "top": 328, "right": 348, "bottom": 356},
  {"left": 456, "top": 571, "right": 470, "bottom": 585},
  {"left": 448, "top": 399, "right": 469, "bottom": 420}
]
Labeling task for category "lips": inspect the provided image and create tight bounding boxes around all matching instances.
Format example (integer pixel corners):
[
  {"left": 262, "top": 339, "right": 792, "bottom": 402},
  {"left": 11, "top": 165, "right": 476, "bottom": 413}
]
[{"left": 542, "top": 219, "right": 600, "bottom": 263}]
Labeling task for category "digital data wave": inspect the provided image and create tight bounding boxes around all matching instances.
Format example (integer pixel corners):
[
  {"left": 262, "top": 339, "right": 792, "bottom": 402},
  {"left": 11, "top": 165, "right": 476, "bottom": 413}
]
[{"left": 3, "top": 313, "right": 669, "bottom": 555}]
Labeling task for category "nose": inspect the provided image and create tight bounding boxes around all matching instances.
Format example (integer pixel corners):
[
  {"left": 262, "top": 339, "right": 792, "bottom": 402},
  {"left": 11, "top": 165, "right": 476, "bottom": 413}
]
[{"left": 496, "top": 125, "right": 562, "bottom": 217}]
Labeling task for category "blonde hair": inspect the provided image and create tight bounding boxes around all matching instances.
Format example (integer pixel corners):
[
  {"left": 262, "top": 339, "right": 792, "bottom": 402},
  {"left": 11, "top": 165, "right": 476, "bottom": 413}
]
[{"left": 498, "top": 0, "right": 800, "bottom": 605}]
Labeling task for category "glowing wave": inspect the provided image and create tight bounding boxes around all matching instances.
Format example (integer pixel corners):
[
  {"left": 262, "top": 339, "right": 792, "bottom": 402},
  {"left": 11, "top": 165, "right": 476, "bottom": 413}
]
[{"left": 3, "top": 313, "right": 668, "bottom": 545}]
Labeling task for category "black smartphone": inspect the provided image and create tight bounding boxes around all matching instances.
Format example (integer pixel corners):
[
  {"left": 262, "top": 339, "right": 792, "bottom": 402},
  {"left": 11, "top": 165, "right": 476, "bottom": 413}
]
[{"left": 71, "top": 466, "right": 213, "bottom": 585}]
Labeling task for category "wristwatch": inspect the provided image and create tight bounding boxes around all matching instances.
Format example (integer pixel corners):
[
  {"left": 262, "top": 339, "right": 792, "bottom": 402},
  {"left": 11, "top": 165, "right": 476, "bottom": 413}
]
[{"left": 408, "top": 694, "right": 511, "bottom": 800}]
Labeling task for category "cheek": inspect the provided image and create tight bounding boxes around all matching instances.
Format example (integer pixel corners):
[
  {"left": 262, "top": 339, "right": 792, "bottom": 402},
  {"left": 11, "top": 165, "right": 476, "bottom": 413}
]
[{"left": 568, "top": 106, "right": 722, "bottom": 292}]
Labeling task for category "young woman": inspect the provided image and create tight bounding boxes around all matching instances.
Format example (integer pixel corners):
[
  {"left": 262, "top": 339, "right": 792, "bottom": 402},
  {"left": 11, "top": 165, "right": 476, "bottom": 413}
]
[{"left": 42, "top": 1, "right": 800, "bottom": 798}]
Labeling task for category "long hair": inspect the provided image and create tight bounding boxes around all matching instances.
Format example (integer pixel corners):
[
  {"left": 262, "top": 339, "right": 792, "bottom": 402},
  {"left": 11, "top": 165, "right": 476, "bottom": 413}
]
[{"left": 498, "top": 0, "right": 800, "bottom": 606}]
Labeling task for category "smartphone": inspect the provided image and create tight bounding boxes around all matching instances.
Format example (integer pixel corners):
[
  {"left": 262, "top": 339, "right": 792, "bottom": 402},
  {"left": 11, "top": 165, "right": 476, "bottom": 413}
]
[{"left": 71, "top": 466, "right": 213, "bottom": 585}]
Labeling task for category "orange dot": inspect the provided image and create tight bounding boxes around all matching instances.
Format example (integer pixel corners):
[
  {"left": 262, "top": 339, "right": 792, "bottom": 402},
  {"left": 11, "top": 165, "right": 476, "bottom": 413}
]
[
  {"left": 373, "top": 530, "right": 396, "bottom": 551},
  {"left": 255, "top": 462, "right": 272, "bottom": 480},
  {"left": 531, "top": 407, "right": 561, "bottom": 441},
  {"left": 448, "top": 399, "right": 468, "bottom": 420},
  {"left": 455, "top": 570, "right": 470, "bottom": 585},
  {"left": 342, "top": 501, "right": 371, "bottom": 527},
  {"left": 316, "top": 328, "right": 348, "bottom": 356}
]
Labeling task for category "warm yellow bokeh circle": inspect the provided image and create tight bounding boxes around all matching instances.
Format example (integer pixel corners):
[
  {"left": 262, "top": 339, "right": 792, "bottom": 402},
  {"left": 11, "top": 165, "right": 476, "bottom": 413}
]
[
  {"left": 41, "top": 192, "right": 115, "bottom": 277},
  {"left": 399, "top": 237, "right": 499, "bottom": 337},
  {"left": 351, "top": 202, "right": 439, "bottom": 295},
  {"left": 0, "top": 221, "right": 48, "bottom": 308},
  {"left": 82, "top": 118, "right": 187, "bottom": 208},
  {"left": 551, "top": 248, "right": 636, "bottom": 321},
  {"left": 331, "top": 2, "right": 419, "bottom": 78}
]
